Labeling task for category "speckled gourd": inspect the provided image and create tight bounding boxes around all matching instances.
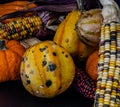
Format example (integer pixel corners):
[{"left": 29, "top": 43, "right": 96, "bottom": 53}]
[
  {"left": 20, "top": 40, "right": 75, "bottom": 98},
  {"left": 53, "top": 10, "right": 81, "bottom": 56}
]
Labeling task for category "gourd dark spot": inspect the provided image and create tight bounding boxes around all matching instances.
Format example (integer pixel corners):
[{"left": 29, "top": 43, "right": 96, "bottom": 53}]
[
  {"left": 22, "top": 58, "right": 24, "bottom": 62},
  {"left": 54, "top": 42, "right": 57, "bottom": 44},
  {"left": 39, "top": 47, "right": 46, "bottom": 52},
  {"left": 62, "top": 51, "right": 64, "bottom": 54},
  {"left": 58, "top": 86, "right": 62, "bottom": 90},
  {"left": 48, "top": 63, "right": 56, "bottom": 71},
  {"left": 22, "top": 57, "right": 28, "bottom": 62},
  {"left": 44, "top": 55, "right": 46, "bottom": 57},
  {"left": 46, "top": 80, "right": 52, "bottom": 87},
  {"left": 26, "top": 80, "right": 31, "bottom": 85},
  {"left": 60, "top": 45, "right": 62, "bottom": 47},
  {"left": 42, "top": 60, "right": 47, "bottom": 66},
  {"left": 65, "top": 54, "right": 68, "bottom": 58},
  {"left": 25, "top": 75, "right": 29, "bottom": 78},
  {"left": 32, "top": 50, "right": 34, "bottom": 53},
  {"left": 52, "top": 52, "right": 57, "bottom": 56}
]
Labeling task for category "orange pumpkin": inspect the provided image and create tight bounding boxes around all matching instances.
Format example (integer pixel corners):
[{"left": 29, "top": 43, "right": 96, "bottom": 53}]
[
  {"left": 0, "top": 39, "right": 26, "bottom": 82},
  {"left": 86, "top": 50, "right": 99, "bottom": 81},
  {"left": 0, "top": 1, "right": 37, "bottom": 23}
]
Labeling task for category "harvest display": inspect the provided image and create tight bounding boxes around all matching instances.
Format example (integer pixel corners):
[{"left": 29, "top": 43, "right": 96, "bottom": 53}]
[{"left": 0, "top": 0, "right": 120, "bottom": 107}]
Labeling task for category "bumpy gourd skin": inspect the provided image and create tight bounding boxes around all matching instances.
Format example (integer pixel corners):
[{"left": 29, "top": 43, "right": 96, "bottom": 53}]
[
  {"left": 53, "top": 10, "right": 81, "bottom": 56},
  {"left": 20, "top": 40, "right": 75, "bottom": 98}
]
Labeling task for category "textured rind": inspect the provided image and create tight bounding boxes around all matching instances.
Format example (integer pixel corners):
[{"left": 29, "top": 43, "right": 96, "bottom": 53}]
[{"left": 20, "top": 40, "right": 75, "bottom": 98}]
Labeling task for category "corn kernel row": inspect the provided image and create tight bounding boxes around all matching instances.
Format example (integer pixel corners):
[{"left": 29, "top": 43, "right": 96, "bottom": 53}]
[
  {"left": 0, "top": 15, "right": 41, "bottom": 40},
  {"left": 94, "top": 21, "right": 120, "bottom": 107}
]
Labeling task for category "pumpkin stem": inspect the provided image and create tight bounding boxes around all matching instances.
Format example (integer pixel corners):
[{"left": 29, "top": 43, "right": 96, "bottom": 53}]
[{"left": 0, "top": 39, "right": 6, "bottom": 50}]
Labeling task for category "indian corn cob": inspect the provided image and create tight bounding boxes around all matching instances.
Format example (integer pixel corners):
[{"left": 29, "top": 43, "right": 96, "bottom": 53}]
[
  {"left": 0, "top": 15, "right": 41, "bottom": 40},
  {"left": 94, "top": 0, "right": 120, "bottom": 106},
  {"left": 94, "top": 21, "right": 120, "bottom": 107}
]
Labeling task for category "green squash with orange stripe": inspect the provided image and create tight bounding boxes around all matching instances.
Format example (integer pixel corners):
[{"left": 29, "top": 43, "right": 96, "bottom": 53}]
[{"left": 20, "top": 40, "right": 75, "bottom": 98}]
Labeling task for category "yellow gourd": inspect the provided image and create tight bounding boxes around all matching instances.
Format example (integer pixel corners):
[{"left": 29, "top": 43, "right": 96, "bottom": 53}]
[
  {"left": 20, "top": 40, "right": 75, "bottom": 98},
  {"left": 53, "top": 10, "right": 81, "bottom": 56}
]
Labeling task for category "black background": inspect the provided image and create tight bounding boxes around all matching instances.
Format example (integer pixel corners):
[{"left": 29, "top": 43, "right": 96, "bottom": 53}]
[{"left": 0, "top": 80, "right": 94, "bottom": 107}]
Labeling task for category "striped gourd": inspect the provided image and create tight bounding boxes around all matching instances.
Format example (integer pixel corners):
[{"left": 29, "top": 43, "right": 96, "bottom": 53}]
[
  {"left": 94, "top": 21, "right": 120, "bottom": 107},
  {"left": 0, "top": 15, "right": 41, "bottom": 40},
  {"left": 75, "top": 9, "right": 103, "bottom": 47}
]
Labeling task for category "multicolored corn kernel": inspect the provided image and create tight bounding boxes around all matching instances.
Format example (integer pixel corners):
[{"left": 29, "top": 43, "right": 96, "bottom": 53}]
[
  {"left": 94, "top": 22, "right": 120, "bottom": 107},
  {"left": 0, "top": 16, "right": 41, "bottom": 40}
]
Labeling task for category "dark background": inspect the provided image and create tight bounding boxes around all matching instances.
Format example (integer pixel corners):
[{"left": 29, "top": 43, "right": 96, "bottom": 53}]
[{"left": 0, "top": 80, "right": 94, "bottom": 107}]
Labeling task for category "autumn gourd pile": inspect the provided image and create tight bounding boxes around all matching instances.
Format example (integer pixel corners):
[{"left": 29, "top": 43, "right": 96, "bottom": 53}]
[
  {"left": 0, "top": 0, "right": 102, "bottom": 98},
  {"left": 0, "top": 1, "right": 120, "bottom": 106}
]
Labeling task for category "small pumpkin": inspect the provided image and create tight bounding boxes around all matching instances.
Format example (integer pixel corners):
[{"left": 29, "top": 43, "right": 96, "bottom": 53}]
[
  {"left": 0, "top": 39, "right": 25, "bottom": 82},
  {"left": 86, "top": 50, "right": 99, "bottom": 81},
  {"left": 0, "top": 1, "right": 37, "bottom": 23},
  {"left": 20, "top": 40, "right": 75, "bottom": 98}
]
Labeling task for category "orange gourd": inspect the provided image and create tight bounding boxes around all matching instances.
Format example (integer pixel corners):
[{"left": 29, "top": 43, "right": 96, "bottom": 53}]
[
  {"left": 0, "top": 39, "right": 25, "bottom": 82},
  {"left": 0, "top": 1, "right": 37, "bottom": 23},
  {"left": 86, "top": 50, "right": 99, "bottom": 81}
]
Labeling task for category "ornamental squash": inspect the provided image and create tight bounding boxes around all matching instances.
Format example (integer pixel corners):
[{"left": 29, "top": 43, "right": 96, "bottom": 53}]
[
  {"left": 76, "top": 9, "right": 103, "bottom": 47},
  {"left": 0, "top": 39, "right": 25, "bottom": 82},
  {"left": 53, "top": 10, "right": 81, "bottom": 56},
  {"left": 53, "top": 10, "right": 95, "bottom": 60},
  {"left": 20, "top": 40, "right": 75, "bottom": 98}
]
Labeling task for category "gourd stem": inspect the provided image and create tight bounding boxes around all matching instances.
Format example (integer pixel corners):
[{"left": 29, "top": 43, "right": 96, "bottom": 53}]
[
  {"left": 76, "top": 0, "right": 84, "bottom": 12},
  {"left": 0, "top": 39, "right": 6, "bottom": 50}
]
